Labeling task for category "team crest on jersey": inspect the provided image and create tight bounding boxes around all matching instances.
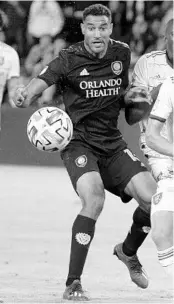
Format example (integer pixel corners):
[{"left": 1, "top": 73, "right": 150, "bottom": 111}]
[
  {"left": 0, "top": 57, "right": 4, "bottom": 65},
  {"left": 75, "top": 155, "right": 87, "bottom": 167},
  {"left": 152, "top": 192, "right": 163, "bottom": 205},
  {"left": 111, "top": 61, "right": 122, "bottom": 75}
]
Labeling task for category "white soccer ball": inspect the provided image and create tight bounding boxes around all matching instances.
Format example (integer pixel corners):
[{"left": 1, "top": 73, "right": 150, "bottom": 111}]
[{"left": 27, "top": 107, "right": 73, "bottom": 152}]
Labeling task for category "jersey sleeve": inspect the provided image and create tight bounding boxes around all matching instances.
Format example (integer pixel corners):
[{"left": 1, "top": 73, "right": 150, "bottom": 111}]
[
  {"left": 37, "top": 50, "right": 68, "bottom": 86},
  {"left": 8, "top": 49, "right": 20, "bottom": 79},
  {"left": 150, "top": 78, "right": 172, "bottom": 122},
  {"left": 131, "top": 54, "right": 149, "bottom": 88}
]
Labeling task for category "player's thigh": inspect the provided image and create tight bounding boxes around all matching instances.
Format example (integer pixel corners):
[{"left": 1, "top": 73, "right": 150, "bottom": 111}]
[
  {"left": 125, "top": 170, "right": 157, "bottom": 202},
  {"left": 77, "top": 171, "right": 105, "bottom": 211},
  {"left": 61, "top": 142, "right": 104, "bottom": 199},
  {"left": 101, "top": 148, "right": 155, "bottom": 207},
  {"left": 125, "top": 171, "right": 157, "bottom": 212}
]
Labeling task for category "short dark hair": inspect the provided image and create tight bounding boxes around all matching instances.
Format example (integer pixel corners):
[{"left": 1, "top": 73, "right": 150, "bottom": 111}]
[{"left": 83, "top": 4, "right": 112, "bottom": 22}]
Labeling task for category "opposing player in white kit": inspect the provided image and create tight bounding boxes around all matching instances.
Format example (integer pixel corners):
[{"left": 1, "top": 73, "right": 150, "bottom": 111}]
[
  {"left": 130, "top": 19, "right": 174, "bottom": 276},
  {"left": 0, "top": 13, "right": 20, "bottom": 129},
  {"left": 146, "top": 76, "right": 174, "bottom": 277}
]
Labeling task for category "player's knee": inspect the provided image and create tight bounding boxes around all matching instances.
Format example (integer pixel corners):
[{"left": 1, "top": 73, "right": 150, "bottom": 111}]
[
  {"left": 90, "top": 190, "right": 105, "bottom": 216},
  {"left": 141, "top": 201, "right": 151, "bottom": 214},
  {"left": 133, "top": 206, "right": 151, "bottom": 227},
  {"left": 83, "top": 190, "right": 105, "bottom": 219}
]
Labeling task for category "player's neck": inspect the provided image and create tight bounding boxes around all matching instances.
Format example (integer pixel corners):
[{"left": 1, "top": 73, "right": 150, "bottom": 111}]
[
  {"left": 83, "top": 41, "right": 108, "bottom": 59},
  {"left": 166, "top": 51, "right": 173, "bottom": 68}
]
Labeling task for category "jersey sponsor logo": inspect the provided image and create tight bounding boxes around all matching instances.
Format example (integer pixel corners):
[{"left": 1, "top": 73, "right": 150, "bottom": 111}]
[
  {"left": 111, "top": 61, "right": 123, "bottom": 75},
  {"left": 0, "top": 57, "right": 4, "bottom": 65},
  {"left": 75, "top": 155, "right": 87, "bottom": 167},
  {"left": 79, "top": 78, "right": 122, "bottom": 98},
  {"left": 39, "top": 66, "right": 48, "bottom": 75},
  {"left": 152, "top": 192, "right": 163, "bottom": 205},
  {"left": 75, "top": 233, "right": 91, "bottom": 245},
  {"left": 80, "top": 68, "right": 89, "bottom": 76}
]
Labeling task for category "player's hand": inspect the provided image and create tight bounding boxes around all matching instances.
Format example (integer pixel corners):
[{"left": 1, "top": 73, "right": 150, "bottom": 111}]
[
  {"left": 13, "top": 85, "right": 28, "bottom": 108},
  {"left": 124, "top": 86, "right": 153, "bottom": 106}
]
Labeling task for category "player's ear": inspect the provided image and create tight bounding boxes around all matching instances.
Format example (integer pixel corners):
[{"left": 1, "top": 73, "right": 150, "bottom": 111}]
[{"left": 81, "top": 23, "right": 85, "bottom": 35}]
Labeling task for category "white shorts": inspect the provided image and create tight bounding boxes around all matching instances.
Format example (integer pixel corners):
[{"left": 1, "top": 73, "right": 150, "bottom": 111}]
[{"left": 151, "top": 179, "right": 174, "bottom": 215}]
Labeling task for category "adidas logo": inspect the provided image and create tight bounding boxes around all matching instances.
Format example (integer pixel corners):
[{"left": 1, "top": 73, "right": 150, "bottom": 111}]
[{"left": 80, "top": 69, "right": 89, "bottom": 76}]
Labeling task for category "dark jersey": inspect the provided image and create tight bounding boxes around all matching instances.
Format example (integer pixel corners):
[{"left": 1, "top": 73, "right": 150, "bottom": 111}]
[{"left": 37, "top": 39, "right": 130, "bottom": 155}]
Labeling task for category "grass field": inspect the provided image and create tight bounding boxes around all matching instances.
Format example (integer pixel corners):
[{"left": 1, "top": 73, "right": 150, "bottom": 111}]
[{"left": 0, "top": 165, "right": 173, "bottom": 303}]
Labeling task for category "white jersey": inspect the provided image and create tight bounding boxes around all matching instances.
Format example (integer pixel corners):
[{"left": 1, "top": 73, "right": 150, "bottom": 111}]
[
  {"left": 150, "top": 77, "right": 174, "bottom": 211},
  {"left": 0, "top": 42, "right": 20, "bottom": 104},
  {"left": 132, "top": 50, "right": 174, "bottom": 158},
  {"left": 150, "top": 76, "right": 173, "bottom": 148},
  {"left": 149, "top": 76, "right": 174, "bottom": 183}
]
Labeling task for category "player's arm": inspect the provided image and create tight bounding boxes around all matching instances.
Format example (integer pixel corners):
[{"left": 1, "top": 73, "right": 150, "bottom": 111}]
[
  {"left": 124, "top": 55, "right": 161, "bottom": 125},
  {"left": 7, "top": 77, "right": 21, "bottom": 107},
  {"left": 7, "top": 49, "right": 21, "bottom": 107},
  {"left": 124, "top": 56, "right": 149, "bottom": 124},
  {"left": 124, "top": 86, "right": 153, "bottom": 125},
  {"left": 14, "top": 53, "right": 66, "bottom": 108},
  {"left": 146, "top": 79, "right": 173, "bottom": 157},
  {"left": 14, "top": 78, "right": 49, "bottom": 107},
  {"left": 146, "top": 118, "right": 173, "bottom": 157}
]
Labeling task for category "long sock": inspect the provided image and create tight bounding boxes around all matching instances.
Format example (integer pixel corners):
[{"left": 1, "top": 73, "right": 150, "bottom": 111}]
[
  {"left": 66, "top": 214, "right": 96, "bottom": 286},
  {"left": 158, "top": 246, "right": 174, "bottom": 277},
  {"left": 123, "top": 206, "right": 151, "bottom": 256}
]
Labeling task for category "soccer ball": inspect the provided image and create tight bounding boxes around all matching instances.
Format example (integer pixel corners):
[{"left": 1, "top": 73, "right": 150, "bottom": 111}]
[{"left": 27, "top": 107, "right": 73, "bottom": 152}]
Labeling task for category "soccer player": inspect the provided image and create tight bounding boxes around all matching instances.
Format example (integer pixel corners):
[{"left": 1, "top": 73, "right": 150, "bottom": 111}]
[
  {"left": 146, "top": 76, "right": 174, "bottom": 277},
  {"left": 13, "top": 4, "right": 156, "bottom": 301},
  {"left": 0, "top": 12, "right": 20, "bottom": 129},
  {"left": 128, "top": 18, "right": 174, "bottom": 278}
]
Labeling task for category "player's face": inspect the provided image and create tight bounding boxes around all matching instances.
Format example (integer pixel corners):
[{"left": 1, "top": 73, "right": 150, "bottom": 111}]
[{"left": 81, "top": 15, "right": 113, "bottom": 58}]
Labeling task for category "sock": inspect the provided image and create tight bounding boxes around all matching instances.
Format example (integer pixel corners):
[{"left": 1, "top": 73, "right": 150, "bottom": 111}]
[
  {"left": 66, "top": 214, "right": 96, "bottom": 286},
  {"left": 123, "top": 207, "right": 151, "bottom": 256},
  {"left": 158, "top": 246, "right": 174, "bottom": 278}
]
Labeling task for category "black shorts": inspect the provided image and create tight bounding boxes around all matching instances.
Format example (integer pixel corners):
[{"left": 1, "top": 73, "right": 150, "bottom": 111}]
[{"left": 61, "top": 140, "right": 147, "bottom": 203}]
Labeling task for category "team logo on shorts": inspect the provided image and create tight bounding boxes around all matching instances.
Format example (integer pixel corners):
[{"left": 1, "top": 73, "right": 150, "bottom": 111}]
[
  {"left": 111, "top": 61, "right": 122, "bottom": 75},
  {"left": 75, "top": 155, "right": 87, "bottom": 167},
  {"left": 152, "top": 192, "right": 163, "bottom": 205}
]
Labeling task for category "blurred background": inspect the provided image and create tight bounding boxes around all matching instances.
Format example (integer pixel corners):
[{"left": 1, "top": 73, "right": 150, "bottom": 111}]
[{"left": 0, "top": 0, "right": 173, "bottom": 166}]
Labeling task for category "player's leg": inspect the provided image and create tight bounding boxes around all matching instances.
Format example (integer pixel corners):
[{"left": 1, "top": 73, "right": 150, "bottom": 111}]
[
  {"left": 61, "top": 142, "right": 105, "bottom": 301},
  {"left": 148, "top": 158, "right": 174, "bottom": 277},
  {"left": 102, "top": 148, "right": 156, "bottom": 288}
]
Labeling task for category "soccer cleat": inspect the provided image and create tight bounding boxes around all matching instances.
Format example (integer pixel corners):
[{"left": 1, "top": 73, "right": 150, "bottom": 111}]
[
  {"left": 113, "top": 243, "right": 149, "bottom": 289},
  {"left": 63, "top": 279, "right": 89, "bottom": 301}
]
